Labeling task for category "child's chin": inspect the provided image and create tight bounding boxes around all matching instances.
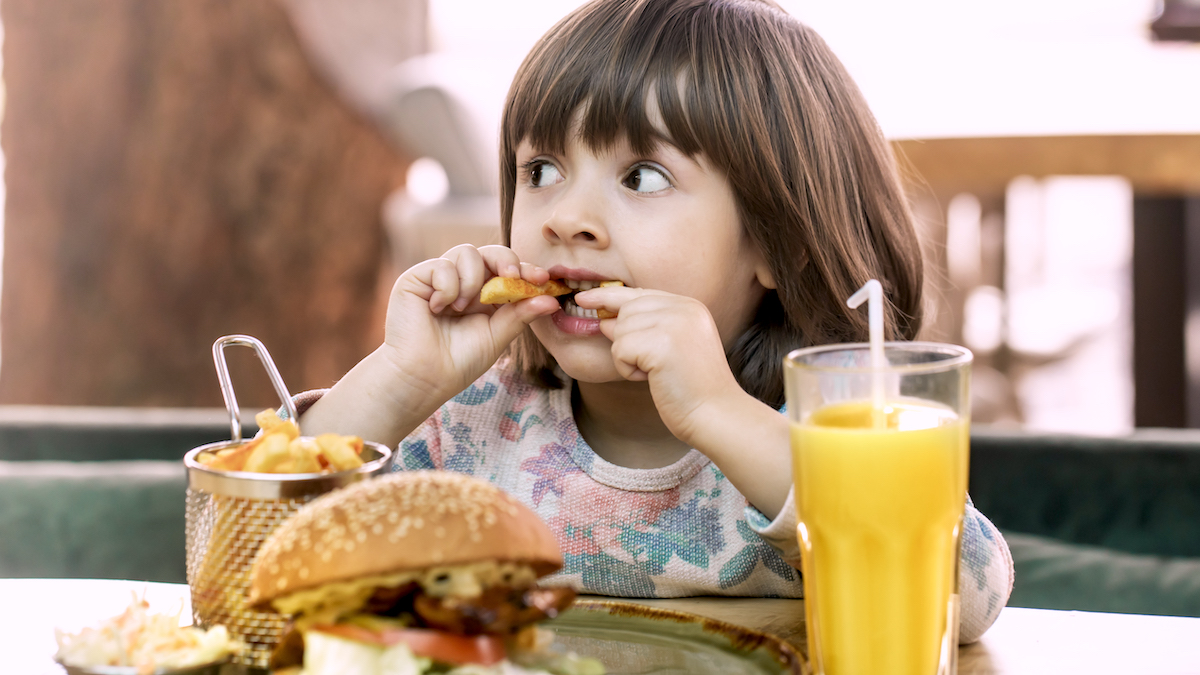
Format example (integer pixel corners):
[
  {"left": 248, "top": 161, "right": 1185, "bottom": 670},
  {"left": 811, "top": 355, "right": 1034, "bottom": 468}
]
[{"left": 546, "top": 348, "right": 625, "bottom": 385}]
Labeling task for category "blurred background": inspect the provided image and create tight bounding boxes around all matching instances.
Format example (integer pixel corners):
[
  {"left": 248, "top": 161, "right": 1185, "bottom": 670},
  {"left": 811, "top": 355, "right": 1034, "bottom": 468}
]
[{"left": 2, "top": 0, "right": 1200, "bottom": 435}]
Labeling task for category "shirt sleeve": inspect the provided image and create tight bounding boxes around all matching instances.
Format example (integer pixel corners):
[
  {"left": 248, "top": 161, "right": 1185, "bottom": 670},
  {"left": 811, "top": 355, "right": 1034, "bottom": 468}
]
[
  {"left": 285, "top": 389, "right": 327, "bottom": 420},
  {"left": 746, "top": 489, "right": 1013, "bottom": 644},
  {"left": 958, "top": 497, "right": 1014, "bottom": 643},
  {"left": 743, "top": 489, "right": 804, "bottom": 569}
]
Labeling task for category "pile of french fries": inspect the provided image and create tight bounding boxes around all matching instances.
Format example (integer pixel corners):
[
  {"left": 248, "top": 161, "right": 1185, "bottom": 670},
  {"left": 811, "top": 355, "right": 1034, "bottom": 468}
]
[{"left": 197, "top": 410, "right": 365, "bottom": 474}]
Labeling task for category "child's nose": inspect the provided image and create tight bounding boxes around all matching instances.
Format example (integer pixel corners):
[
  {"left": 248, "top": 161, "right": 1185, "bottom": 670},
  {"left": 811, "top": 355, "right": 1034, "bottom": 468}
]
[{"left": 542, "top": 186, "right": 610, "bottom": 247}]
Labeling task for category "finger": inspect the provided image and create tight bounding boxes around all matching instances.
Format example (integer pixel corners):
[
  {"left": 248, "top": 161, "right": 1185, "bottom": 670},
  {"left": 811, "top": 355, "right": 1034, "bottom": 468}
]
[
  {"left": 486, "top": 295, "right": 560, "bottom": 349},
  {"left": 595, "top": 294, "right": 661, "bottom": 342},
  {"left": 395, "top": 256, "right": 446, "bottom": 301},
  {"left": 613, "top": 357, "right": 649, "bottom": 382},
  {"left": 574, "top": 285, "right": 637, "bottom": 317},
  {"left": 428, "top": 258, "right": 461, "bottom": 314},
  {"left": 478, "top": 245, "right": 524, "bottom": 279},
  {"left": 519, "top": 261, "right": 550, "bottom": 284},
  {"left": 447, "top": 248, "right": 487, "bottom": 312},
  {"left": 610, "top": 341, "right": 649, "bottom": 381},
  {"left": 610, "top": 327, "right": 660, "bottom": 382},
  {"left": 598, "top": 316, "right": 617, "bottom": 341}
]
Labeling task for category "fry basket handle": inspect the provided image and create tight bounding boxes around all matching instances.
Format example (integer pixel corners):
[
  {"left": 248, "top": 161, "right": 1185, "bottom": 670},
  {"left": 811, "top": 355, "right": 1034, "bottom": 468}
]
[{"left": 212, "top": 335, "right": 299, "bottom": 443}]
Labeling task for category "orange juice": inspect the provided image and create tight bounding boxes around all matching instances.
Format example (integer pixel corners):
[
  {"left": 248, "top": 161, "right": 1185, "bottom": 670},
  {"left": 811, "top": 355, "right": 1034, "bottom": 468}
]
[{"left": 792, "top": 400, "right": 968, "bottom": 675}]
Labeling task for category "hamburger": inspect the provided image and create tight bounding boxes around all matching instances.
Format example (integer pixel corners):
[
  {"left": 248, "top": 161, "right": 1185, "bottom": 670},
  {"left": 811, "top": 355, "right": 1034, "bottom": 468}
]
[{"left": 248, "top": 471, "right": 599, "bottom": 675}]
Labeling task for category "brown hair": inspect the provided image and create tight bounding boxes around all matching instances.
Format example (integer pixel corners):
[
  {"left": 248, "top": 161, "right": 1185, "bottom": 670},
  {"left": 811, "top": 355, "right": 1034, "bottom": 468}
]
[{"left": 500, "top": 0, "right": 924, "bottom": 408}]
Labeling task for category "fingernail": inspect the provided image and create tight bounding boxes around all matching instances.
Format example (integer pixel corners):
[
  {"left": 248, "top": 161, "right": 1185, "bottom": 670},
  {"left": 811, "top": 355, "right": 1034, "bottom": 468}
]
[
  {"left": 452, "top": 298, "right": 469, "bottom": 311},
  {"left": 507, "top": 265, "right": 520, "bottom": 277}
]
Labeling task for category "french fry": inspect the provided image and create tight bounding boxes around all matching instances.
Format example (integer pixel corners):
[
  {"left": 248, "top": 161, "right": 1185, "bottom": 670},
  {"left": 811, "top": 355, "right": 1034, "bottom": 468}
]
[
  {"left": 479, "top": 277, "right": 571, "bottom": 305},
  {"left": 316, "top": 433, "right": 364, "bottom": 471},
  {"left": 204, "top": 437, "right": 263, "bottom": 472},
  {"left": 243, "top": 433, "right": 291, "bottom": 473},
  {"left": 256, "top": 409, "right": 299, "bottom": 440},
  {"left": 284, "top": 438, "right": 323, "bottom": 474}
]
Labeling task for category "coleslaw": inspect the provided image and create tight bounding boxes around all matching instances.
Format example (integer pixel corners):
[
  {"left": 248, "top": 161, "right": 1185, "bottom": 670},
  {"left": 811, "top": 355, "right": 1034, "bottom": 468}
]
[{"left": 54, "top": 592, "right": 239, "bottom": 675}]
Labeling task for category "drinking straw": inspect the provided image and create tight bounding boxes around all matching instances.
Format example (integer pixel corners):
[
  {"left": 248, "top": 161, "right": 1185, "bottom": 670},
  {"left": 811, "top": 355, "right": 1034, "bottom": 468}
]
[{"left": 847, "top": 279, "right": 886, "bottom": 428}]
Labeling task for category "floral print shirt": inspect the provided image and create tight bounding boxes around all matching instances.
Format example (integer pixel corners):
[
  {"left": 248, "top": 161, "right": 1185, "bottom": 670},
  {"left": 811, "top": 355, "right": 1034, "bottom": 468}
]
[{"left": 294, "top": 361, "right": 1013, "bottom": 642}]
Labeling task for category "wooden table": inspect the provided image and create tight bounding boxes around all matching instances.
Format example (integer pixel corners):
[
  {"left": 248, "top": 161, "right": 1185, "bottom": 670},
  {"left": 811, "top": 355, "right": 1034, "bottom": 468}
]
[{"left": 6, "top": 579, "right": 1199, "bottom": 674}]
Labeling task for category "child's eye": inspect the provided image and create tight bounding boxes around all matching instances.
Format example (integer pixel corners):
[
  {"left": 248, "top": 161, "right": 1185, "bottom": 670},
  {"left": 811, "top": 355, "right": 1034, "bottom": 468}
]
[
  {"left": 525, "top": 160, "right": 563, "bottom": 188},
  {"left": 623, "top": 165, "right": 672, "bottom": 193}
]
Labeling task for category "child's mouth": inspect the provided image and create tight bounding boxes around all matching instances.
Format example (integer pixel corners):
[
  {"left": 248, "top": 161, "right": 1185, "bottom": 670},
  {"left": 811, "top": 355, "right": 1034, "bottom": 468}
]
[{"left": 555, "top": 279, "right": 622, "bottom": 320}]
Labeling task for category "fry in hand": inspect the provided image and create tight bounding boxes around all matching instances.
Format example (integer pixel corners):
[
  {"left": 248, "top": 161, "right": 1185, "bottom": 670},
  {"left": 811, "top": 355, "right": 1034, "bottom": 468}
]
[
  {"left": 479, "top": 277, "right": 571, "bottom": 304},
  {"left": 480, "top": 276, "right": 624, "bottom": 319}
]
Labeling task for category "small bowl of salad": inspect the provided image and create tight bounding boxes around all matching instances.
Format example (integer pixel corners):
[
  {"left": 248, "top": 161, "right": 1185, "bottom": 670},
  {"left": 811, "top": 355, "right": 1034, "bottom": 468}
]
[{"left": 54, "top": 594, "right": 239, "bottom": 675}]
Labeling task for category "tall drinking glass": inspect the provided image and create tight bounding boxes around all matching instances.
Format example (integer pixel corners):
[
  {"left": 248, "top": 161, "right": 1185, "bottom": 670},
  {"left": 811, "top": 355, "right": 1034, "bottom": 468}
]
[{"left": 785, "top": 342, "right": 971, "bottom": 675}]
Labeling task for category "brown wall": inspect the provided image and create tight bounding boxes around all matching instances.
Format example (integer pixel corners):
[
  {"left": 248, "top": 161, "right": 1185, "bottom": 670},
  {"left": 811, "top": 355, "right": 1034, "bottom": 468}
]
[{"left": 0, "top": 0, "right": 414, "bottom": 408}]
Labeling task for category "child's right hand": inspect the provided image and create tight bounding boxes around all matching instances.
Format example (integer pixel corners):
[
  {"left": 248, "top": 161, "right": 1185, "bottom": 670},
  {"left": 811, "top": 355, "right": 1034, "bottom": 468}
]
[{"left": 383, "top": 243, "right": 560, "bottom": 403}]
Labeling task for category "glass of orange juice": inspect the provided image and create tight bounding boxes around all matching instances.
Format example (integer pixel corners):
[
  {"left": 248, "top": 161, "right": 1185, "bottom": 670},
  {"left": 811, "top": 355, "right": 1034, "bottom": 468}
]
[{"left": 785, "top": 342, "right": 971, "bottom": 675}]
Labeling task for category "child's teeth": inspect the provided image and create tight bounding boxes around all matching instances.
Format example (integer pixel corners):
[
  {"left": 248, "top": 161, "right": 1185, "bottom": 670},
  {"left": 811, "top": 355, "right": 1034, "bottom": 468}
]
[
  {"left": 577, "top": 280, "right": 595, "bottom": 290},
  {"left": 562, "top": 297, "right": 599, "bottom": 319},
  {"left": 566, "top": 279, "right": 580, "bottom": 290}
]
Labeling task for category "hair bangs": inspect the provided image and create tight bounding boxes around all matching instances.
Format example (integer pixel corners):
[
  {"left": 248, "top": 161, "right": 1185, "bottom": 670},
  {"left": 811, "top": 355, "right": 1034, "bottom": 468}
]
[{"left": 503, "top": 0, "right": 719, "bottom": 165}]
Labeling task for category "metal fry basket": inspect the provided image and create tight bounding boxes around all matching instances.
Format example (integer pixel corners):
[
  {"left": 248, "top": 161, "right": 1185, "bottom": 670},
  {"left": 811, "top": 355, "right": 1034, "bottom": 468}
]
[{"left": 184, "top": 335, "right": 391, "bottom": 669}]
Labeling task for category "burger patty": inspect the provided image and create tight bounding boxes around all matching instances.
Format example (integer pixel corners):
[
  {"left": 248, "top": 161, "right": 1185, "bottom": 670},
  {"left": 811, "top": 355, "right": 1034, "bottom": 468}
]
[
  {"left": 270, "top": 584, "right": 577, "bottom": 669},
  {"left": 414, "top": 585, "right": 577, "bottom": 634}
]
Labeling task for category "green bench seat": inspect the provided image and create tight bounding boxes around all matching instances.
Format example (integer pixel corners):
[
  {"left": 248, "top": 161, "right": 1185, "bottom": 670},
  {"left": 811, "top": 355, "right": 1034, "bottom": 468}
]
[{"left": 1, "top": 407, "right": 1199, "bottom": 617}]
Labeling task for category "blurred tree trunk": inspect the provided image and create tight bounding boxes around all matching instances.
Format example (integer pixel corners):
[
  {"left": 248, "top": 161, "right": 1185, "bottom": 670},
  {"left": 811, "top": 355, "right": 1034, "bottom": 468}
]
[{"left": 0, "top": 0, "right": 420, "bottom": 408}]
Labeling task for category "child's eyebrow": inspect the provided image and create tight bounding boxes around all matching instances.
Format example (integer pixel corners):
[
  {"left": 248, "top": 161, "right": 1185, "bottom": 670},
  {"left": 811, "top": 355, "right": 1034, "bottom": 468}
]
[{"left": 641, "top": 135, "right": 707, "bottom": 169}]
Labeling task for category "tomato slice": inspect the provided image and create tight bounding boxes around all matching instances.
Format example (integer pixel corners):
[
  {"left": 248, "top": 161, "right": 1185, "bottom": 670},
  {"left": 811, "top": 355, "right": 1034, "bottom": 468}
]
[{"left": 310, "top": 625, "right": 506, "bottom": 666}]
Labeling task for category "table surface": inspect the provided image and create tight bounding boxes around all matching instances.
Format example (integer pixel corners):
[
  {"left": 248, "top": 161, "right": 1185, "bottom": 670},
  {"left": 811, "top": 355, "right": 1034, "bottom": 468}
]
[{"left": 6, "top": 578, "right": 1199, "bottom": 675}]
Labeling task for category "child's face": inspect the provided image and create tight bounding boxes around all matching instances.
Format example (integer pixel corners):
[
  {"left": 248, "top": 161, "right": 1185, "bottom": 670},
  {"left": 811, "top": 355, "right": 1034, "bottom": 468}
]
[{"left": 510, "top": 127, "right": 773, "bottom": 385}]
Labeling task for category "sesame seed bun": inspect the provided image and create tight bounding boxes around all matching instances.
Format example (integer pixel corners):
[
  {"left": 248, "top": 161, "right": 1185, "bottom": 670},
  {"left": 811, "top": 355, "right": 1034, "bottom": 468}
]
[{"left": 248, "top": 471, "right": 563, "bottom": 606}]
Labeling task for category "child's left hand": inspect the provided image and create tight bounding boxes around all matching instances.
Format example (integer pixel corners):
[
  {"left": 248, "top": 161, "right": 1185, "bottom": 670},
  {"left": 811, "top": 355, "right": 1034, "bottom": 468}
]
[
  {"left": 573, "top": 285, "right": 743, "bottom": 445},
  {"left": 576, "top": 284, "right": 792, "bottom": 520}
]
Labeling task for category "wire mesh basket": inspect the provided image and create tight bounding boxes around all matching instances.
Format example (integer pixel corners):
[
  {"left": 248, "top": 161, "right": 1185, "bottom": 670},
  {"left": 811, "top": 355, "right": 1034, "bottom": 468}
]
[{"left": 184, "top": 335, "right": 392, "bottom": 668}]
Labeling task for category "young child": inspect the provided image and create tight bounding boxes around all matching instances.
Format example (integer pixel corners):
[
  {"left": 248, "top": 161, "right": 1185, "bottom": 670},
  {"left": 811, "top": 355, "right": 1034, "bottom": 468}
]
[{"left": 298, "top": 0, "right": 1013, "bottom": 643}]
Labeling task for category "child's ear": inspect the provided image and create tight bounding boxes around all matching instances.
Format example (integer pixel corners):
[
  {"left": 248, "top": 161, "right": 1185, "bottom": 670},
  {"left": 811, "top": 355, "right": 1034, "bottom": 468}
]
[
  {"left": 755, "top": 260, "right": 777, "bottom": 290},
  {"left": 753, "top": 249, "right": 804, "bottom": 291}
]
